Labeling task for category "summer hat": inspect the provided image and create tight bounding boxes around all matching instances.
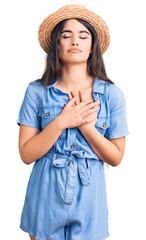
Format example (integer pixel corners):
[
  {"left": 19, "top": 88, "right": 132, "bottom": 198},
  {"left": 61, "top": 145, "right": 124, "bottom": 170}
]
[{"left": 38, "top": 4, "right": 110, "bottom": 55}]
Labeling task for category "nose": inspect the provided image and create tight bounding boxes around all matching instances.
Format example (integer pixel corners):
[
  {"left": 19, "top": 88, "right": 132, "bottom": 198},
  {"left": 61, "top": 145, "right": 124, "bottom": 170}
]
[
  {"left": 70, "top": 35, "right": 79, "bottom": 46},
  {"left": 71, "top": 42, "right": 79, "bottom": 46}
]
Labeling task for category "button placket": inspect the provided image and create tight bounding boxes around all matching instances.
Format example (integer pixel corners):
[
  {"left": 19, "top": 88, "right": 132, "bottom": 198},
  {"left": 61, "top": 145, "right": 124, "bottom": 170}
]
[
  {"left": 70, "top": 129, "right": 76, "bottom": 150},
  {"left": 92, "top": 93, "right": 101, "bottom": 118}
]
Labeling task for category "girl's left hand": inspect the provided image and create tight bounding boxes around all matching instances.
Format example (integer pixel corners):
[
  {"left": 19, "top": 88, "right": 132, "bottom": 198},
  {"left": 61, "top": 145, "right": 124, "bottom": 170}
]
[{"left": 67, "top": 90, "right": 100, "bottom": 131}]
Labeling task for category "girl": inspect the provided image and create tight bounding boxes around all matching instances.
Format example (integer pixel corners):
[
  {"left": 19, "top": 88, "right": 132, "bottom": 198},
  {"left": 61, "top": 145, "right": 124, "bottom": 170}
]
[{"left": 17, "top": 4, "right": 129, "bottom": 240}]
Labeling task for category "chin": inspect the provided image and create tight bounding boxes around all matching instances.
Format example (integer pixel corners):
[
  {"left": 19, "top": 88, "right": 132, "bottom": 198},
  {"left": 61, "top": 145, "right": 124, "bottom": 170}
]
[{"left": 62, "top": 58, "right": 89, "bottom": 65}]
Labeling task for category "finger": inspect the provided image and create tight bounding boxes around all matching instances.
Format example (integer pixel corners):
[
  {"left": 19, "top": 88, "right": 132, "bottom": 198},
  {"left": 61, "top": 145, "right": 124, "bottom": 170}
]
[
  {"left": 68, "top": 92, "right": 76, "bottom": 107},
  {"left": 75, "top": 96, "right": 80, "bottom": 105},
  {"left": 75, "top": 99, "right": 94, "bottom": 111},
  {"left": 78, "top": 90, "right": 82, "bottom": 102},
  {"left": 79, "top": 90, "right": 85, "bottom": 102},
  {"left": 67, "top": 96, "right": 78, "bottom": 107},
  {"left": 84, "top": 100, "right": 100, "bottom": 109},
  {"left": 96, "top": 99, "right": 100, "bottom": 104},
  {"left": 68, "top": 92, "right": 73, "bottom": 100},
  {"left": 82, "top": 105, "right": 100, "bottom": 118},
  {"left": 70, "top": 91, "right": 77, "bottom": 106},
  {"left": 71, "top": 91, "right": 80, "bottom": 105},
  {"left": 80, "top": 116, "right": 96, "bottom": 126},
  {"left": 84, "top": 117, "right": 97, "bottom": 124}
]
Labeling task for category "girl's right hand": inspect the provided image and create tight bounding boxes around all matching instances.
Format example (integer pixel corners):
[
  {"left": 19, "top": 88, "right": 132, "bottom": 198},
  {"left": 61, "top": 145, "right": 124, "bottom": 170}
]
[{"left": 59, "top": 94, "right": 100, "bottom": 129}]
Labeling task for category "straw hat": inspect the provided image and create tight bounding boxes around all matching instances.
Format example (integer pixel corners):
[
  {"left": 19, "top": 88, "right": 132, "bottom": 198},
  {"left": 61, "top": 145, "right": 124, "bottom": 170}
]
[{"left": 38, "top": 4, "right": 110, "bottom": 55}]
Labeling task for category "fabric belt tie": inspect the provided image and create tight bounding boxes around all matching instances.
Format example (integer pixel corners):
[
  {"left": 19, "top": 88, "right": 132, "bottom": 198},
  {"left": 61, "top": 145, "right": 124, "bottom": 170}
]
[{"left": 49, "top": 150, "right": 90, "bottom": 204}]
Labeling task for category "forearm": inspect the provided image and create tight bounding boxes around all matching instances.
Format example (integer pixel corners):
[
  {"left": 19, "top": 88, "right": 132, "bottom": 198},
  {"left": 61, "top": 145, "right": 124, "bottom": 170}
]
[
  {"left": 21, "top": 115, "right": 64, "bottom": 165},
  {"left": 79, "top": 126, "right": 122, "bottom": 166}
]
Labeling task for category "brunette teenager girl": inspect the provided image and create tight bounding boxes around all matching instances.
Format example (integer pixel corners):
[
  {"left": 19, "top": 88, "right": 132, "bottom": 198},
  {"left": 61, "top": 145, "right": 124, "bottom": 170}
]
[{"left": 17, "top": 4, "right": 129, "bottom": 240}]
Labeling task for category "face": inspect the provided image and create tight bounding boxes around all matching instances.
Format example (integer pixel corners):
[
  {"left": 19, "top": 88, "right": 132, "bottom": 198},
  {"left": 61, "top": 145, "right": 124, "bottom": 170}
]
[{"left": 59, "top": 19, "right": 92, "bottom": 64}]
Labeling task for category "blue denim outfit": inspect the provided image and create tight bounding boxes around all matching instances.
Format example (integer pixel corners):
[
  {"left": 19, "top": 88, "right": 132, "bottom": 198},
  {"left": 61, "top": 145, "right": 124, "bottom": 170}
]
[{"left": 17, "top": 78, "right": 129, "bottom": 240}]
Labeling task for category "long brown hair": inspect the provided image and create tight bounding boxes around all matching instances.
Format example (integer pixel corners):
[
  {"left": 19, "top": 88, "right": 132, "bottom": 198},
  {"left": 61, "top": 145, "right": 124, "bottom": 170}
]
[{"left": 38, "top": 18, "right": 114, "bottom": 86}]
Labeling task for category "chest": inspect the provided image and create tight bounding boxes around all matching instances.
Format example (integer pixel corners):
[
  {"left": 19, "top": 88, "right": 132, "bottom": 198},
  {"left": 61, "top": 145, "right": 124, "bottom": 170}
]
[
  {"left": 71, "top": 87, "right": 94, "bottom": 102},
  {"left": 38, "top": 87, "right": 110, "bottom": 140},
  {"left": 55, "top": 81, "right": 94, "bottom": 101}
]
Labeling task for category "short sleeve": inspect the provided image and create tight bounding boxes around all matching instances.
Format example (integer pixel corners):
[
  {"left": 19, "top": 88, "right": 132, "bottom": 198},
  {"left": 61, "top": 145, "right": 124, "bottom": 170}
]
[
  {"left": 16, "top": 84, "right": 40, "bottom": 129},
  {"left": 105, "top": 84, "right": 130, "bottom": 139}
]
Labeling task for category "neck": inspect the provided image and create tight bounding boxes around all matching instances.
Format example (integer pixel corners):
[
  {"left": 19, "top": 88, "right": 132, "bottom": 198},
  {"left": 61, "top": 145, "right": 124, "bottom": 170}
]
[{"left": 60, "top": 63, "right": 93, "bottom": 91}]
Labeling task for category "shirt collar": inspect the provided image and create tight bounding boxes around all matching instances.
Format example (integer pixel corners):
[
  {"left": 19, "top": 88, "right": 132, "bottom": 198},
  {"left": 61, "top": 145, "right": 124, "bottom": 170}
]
[
  {"left": 46, "top": 77, "right": 105, "bottom": 94},
  {"left": 92, "top": 78, "right": 105, "bottom": 94},
  {"left": 46, "top": 79, "right": 59, "bottom": 90}
]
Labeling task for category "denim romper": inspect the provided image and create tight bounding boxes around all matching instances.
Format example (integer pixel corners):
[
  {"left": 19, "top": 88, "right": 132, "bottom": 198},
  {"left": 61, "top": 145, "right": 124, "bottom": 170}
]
[{"left": 17, "top": 78, "right": 129, "bottom": 240}]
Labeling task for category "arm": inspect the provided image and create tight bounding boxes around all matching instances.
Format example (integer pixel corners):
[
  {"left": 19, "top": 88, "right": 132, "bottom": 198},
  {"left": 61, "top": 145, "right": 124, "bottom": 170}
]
[
  {"left": 79, "top": 125, "right": 126, "bottom": 166},
  {"left": 17, "top": 83, "right": 65, "bottom": 165},
  {"left": 19, "top": 115, "right": 64, "bottom": 165}
]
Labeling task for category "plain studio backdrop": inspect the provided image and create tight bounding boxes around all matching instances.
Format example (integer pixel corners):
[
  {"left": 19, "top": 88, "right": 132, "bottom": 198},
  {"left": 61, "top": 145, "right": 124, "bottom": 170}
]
[{"left": 0, "top": 0, "right": 145, "bottom": 239}]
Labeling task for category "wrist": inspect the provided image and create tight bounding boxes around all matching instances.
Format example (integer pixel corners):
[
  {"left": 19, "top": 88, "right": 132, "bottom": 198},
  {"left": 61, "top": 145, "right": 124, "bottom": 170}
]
[
  {"left": 78, "top": 124, "right": 95, "bottom": 132},
  {"left": 55, "top": 114, "right": 66, "bottom": 131}
]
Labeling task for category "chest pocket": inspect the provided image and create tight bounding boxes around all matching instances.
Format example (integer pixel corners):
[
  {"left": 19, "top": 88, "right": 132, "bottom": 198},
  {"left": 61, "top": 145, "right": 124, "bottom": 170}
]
[
  {"left": 95, "top": 117, "right": 110, "bottom": 136},
  {"left": 38, "top": 107, "right": 67, "bottom": 139}
]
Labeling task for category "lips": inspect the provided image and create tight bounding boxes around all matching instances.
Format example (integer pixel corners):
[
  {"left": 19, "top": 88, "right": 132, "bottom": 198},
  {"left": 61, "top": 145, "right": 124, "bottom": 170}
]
[{"left": 68, "top": 48, "right": 81, "bottom": 52}]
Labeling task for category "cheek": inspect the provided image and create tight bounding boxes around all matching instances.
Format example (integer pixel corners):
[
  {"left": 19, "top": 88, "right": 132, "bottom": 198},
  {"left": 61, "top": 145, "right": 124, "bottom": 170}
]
[
  {"left": 83, "top": 41, "right": 92, "bottom": 55},
  {"left": 59, "top": 46, "right": 65, "bottom": 58},
  {"left": 84, "top": 46, "right": 92, "bottom": 57},
  {"left": 59, "top": 42, "right": 68, "bottom": 57}
]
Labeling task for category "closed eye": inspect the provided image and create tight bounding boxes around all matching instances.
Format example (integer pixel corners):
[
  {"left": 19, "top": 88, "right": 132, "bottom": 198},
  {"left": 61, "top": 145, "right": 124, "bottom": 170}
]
[
  {"left": 62, "top": 36, "right": 71, "bottom": 39},
  {"left": 62, "top": 36, "right": 88, "bottom": 39},
  {"left": 80, "top": 37, "right": 88, "bottom": 39}
]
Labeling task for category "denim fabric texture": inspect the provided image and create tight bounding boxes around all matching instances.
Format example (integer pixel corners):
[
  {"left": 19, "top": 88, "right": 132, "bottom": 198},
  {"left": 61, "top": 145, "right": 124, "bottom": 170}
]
[{"left": 17, "top": 77, "right": 129, "bottom": 240}]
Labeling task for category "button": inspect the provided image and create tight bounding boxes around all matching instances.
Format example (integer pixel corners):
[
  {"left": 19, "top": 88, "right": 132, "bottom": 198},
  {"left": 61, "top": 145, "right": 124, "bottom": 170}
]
[
  {"left": 103, "top": 123, "right": 106, "bottom": 127},
  {"left": 46, "top": 112, "right": 50, "bottom": 117},
  {"left": 71, "top": 145, "right": 75, "bottom": 149}
]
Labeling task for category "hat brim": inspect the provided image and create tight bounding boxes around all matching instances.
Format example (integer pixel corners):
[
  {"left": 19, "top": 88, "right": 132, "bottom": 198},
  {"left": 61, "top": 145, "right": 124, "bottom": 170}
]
[{"left": 38, "top": 5, "right": 110, "bottom": 55}]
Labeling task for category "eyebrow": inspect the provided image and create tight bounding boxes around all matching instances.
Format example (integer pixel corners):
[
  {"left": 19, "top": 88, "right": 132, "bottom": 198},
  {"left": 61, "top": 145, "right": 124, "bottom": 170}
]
[{"left": 61, "top": 30, "right": 90, "bottom": 35}]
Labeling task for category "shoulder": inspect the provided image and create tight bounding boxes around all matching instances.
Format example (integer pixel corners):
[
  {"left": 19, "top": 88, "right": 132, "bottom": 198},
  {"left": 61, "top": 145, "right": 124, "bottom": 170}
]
[
  {"left": 104, "top": 82, "right": 126, "bottom": 112},
  {"left": 25, "top": 79, "right": 46, "bottom": 107},
  {"left": 105, "top": 82, "right": 126, "bottom": 102},
  {"left": 95, "top": 79, "right": 125, "bottom": 100},
  {"left": 104, "top": 81, "right": 123, "bottom": 96}
]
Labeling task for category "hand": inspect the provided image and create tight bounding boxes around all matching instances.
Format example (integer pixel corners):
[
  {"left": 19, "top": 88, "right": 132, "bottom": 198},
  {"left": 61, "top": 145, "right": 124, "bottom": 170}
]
[
  {"left": 68, "top": 91, "right": 100, "bottom": 131},
  {"left": 59, "top": 91, "right": 100, "bottom": 129}
]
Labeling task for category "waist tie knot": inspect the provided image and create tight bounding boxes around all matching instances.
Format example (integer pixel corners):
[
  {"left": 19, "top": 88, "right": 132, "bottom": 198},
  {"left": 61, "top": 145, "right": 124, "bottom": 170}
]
[{"left": 51, "top": 150, "right": 90, "bottom": 204}]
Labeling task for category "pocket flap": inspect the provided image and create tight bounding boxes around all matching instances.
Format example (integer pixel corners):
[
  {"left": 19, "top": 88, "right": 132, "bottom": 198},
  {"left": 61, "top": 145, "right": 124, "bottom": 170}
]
[
  {"left": 95, "top": 117, "right": 110, "bottom": 129},
  {"left": 39, "top": 107, "right": 62, "bottom": 118}
]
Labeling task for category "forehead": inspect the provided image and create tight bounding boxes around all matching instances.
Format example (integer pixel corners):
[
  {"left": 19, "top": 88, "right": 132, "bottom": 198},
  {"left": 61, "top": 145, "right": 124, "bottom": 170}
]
[{"left": 62, "top": 19, "right": 90, "bottom": 33}]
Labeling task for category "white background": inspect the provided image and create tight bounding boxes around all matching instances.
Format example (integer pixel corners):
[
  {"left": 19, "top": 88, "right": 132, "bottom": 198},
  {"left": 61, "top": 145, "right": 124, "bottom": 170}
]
[{"left": 0, "top": 0, "right": 146, "bottom": 239}]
